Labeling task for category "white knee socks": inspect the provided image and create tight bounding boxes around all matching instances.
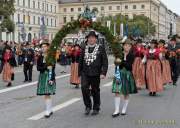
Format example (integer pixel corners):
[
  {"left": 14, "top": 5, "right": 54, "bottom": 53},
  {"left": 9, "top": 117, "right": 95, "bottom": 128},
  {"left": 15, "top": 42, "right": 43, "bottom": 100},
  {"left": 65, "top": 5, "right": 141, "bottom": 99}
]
[
  {"left": 45, "top": 98, "right": 52, "bottom": 115},
  {"left": 122, "top": 99, "right": 129, "bottom": 114},
  {"left": 113, "top": 97, "right": 121, "bottom": 115}
]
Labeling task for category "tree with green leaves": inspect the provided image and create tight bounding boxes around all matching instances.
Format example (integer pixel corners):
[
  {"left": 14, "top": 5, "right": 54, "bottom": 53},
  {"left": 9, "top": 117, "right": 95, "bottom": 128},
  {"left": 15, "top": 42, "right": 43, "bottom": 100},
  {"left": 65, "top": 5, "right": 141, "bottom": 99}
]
[
  {"left": 98, "top": 14, "right": 156, "bottom": 38},
  {"left": 0, "top": 0, "right": 15, "bottom": 32}
]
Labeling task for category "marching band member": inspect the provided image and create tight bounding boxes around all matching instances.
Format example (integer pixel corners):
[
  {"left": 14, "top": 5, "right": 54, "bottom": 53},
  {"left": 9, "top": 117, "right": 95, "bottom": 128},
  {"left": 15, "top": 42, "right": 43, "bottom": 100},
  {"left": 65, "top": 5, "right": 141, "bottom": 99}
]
[
  {"left": 37, "top": 42, "right": 56, "bottom": 118},
  {"left": 112, "top": 39, "right": 137, "bottom": 117}
]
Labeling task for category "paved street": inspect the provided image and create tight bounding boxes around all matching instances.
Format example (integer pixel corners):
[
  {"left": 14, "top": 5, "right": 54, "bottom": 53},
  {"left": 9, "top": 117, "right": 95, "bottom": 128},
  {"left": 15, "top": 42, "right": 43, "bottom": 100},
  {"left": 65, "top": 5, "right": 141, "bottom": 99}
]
[{"left": 0, "top": 56, "right": 179, "bottom": 128}]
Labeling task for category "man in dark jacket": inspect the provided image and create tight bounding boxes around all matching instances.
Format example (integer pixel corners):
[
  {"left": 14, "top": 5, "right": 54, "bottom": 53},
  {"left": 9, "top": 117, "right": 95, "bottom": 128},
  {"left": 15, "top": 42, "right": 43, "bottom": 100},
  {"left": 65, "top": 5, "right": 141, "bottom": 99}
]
[
  {"left": 23, "top": 44, "right": 34, "bottom": 82},
  {"left": 168, "top": 37, "right": 180, "bottom": 86},
  {"left": 78, "top": 31, "right": 108, "bottom": 115}
]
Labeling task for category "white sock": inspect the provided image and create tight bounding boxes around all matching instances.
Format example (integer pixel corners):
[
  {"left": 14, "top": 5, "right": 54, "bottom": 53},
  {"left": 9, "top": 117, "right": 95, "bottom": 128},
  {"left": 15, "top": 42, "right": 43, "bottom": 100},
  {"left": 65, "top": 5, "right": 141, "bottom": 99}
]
[
  {"left": 45, "top": 99, "right": 52, "bottom": 115},
  {"left": 113, "top": 97, "right": 120, "bottom": 115},
  {"left": 122, "top": 99, "right": 129, "bottom": 114}
]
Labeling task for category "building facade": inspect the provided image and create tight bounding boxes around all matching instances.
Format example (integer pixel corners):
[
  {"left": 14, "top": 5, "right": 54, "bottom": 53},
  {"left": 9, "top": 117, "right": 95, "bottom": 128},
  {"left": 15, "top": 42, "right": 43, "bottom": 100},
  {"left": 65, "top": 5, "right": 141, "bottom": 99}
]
[
  {"left": 58, "top": 0, "right": 177, "bottom": 40},
  {"left": 176, "top": 16, "right": 180, "bottom": 36},
  {"left": 1, "top": 0, "right": 59, "bottom": 43}
]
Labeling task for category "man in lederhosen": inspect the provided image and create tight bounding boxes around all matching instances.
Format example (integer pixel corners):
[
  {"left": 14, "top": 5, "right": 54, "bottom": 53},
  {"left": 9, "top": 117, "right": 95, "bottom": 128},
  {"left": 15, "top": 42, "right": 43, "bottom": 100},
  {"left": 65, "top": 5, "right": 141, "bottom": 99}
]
[{"left": 79, "top": 31, "right": 108, "bottom": 115}]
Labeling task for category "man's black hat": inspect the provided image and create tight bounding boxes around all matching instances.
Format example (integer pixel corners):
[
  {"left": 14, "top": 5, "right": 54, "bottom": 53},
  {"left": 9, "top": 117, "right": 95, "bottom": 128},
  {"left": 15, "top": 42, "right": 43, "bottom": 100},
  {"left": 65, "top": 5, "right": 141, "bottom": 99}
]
[{"left": 86, "top": 31, "right": 98, "bottom": 39}]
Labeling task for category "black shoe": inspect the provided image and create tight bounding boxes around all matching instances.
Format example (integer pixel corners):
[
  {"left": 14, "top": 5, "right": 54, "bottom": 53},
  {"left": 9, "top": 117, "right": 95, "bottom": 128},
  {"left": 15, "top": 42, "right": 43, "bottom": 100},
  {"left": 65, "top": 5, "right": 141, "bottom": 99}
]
[
  {"left": 75, "top": 85, "right": 79, "bottom": 89},
  {"left": 152, "top": 92, "right": 156, "bottom": 96},
  {"left": 23, "top": 80, "right": 28, "bottom": 83},
  {"left": 28, "top": 80, "right": 32, "bottom": 82},
  {"left": 85, "top": 108, "right": 91, "bottom": 115},
  {"left": 91, "top": 110, "right": 99, "bottom": 116},
  {"left": 44, "top": 112, "right": 53, "bottom": 118},
  {"left": 149, "top": 92, "right": 153, "bottom": 96},
  {"left": 112, "top": 113, "right": 120, "bottom": 118},
  {"left": 6, "top": 82, "right": 12, "bottom": 87},
  {"left": 121, "top": 113, "right": 126, "bottom": 116}
]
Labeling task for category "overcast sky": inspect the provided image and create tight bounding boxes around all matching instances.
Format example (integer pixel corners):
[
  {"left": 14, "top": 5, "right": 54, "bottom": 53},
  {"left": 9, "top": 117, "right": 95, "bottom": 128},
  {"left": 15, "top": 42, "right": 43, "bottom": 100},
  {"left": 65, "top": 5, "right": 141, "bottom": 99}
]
[{"left": 162, "top": 0, "right": 180, "bottom": 15}]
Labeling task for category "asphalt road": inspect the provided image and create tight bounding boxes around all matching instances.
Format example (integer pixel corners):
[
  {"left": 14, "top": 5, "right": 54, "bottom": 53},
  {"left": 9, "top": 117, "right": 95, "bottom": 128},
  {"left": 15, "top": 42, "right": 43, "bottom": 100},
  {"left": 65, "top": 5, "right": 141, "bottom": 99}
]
[{"left": 0, "top": 56, "right": 179, "bottom": 128}]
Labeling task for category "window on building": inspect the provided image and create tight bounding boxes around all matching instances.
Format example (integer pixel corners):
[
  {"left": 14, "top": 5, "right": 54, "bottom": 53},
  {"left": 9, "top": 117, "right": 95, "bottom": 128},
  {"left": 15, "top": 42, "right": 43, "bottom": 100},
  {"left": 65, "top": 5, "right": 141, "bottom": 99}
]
[
  {"left": 63, "top": 17, "right": 66, "bottom": 23},
  {"left": 64, "top": 8, "right": 67, "bottom": 12},
  {"left": 42, "top": 3, "right": 45, "bottom": 11},
  {"left": 23, "top": 15, "right": 25, "bottom": 23},
  {"left": 109, "top": 6, "right": 112, "bottom": 10},
  {"left": 17, "top": 0, "right": 20, "bottom": 5},
  {"left": 117, "top": 6, "right": 120, "bottom": 10},
  {"left": 71, "top": 16, "right": 74, "bottom": 21},
  {"left": 125, "top": 5, "right": 128, "bottom": 9},
  {"left": 28, "top": 15, "right": 30, "bottom": 24},
  {"left": 55, "top": 19, "right": 56, "bottom": 27},
  {"left": 51, "top": 5, "right": 53, "bottom": 12},
  {"left": 51, "top": 34, "right": 53, "bottom": 40},
  {"left": 101, "top": 6, "right": 104, "bottom": 11},
  {"left": 141, "top": 5, "right": 145, "bottom": 9},
  {"left": 18, "top": 14, "right": 20, "bottom": 23},
  {"left": 33, "top": 16, "right": 35, "bottom": 24},
  {"left": 46, "top": 18, "right": 49, "bottom": 26},
  {"left": 33, "top": 1, "right": 35, "bottom": 9},
  {"left": 55, "top": 6, "right": 56, "bottom": 13},
  {"left": 154, "top": 7, "right": 156, "bottom": 11},
  {"left": 71, "top": 8, "right": 74, "bottom": 12},
  {"left": 38, "top": 17, "right": 40, "bottom": 25},
  {"left": 28, "top": 0, "right": 30, "bottom": 8},
  {"left": 23, "top": 0, "right": 25, "bottom": 6},
  {"left": 38, "top": 2, "right": 40, "bottom": 9},
  {"left": 34, "top": 33, "right": 36, "bottom": 38},
  {"left": 51, "top": 18, "right": 53, "bottom": 26},
  {"left": 47, "top": 4, "right": 48, "bottom": 12},
  {"left": 78, "top": 8, "right": 81, "bottom": 12},
  {"left": 133, "top": 5, "right": 136, "bottom": 9}
]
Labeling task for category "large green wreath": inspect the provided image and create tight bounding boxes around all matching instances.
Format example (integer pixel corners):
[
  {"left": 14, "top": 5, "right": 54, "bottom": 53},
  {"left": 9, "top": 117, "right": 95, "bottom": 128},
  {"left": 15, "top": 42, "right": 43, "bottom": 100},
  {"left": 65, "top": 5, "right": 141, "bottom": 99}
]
[{"left": 46, "top": 20, "right": 123, "bottom": 65}]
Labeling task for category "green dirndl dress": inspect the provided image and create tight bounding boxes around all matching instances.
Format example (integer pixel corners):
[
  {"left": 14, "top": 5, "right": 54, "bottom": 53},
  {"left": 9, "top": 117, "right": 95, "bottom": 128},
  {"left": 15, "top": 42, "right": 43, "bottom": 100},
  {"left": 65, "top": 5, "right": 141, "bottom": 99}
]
[
  {"left": 37, "top": 71, "right": 56, "bottom": 95},
  {"left": 112, "top": 68, "right": 137, "bottom": 95}
]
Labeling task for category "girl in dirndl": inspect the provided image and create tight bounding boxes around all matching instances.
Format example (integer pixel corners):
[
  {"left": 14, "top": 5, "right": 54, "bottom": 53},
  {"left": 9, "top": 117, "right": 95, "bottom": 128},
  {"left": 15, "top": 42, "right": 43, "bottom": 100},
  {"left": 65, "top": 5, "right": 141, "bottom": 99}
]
[
  {"left": 145, "top": 40, "right": 163, "bottom": 96},
  {"left": 70, "top": 44, "right": 81, "bottom": 88},
  {"left": 132, "top": 39, "right": 146, "bottom": 89},
  {"left": 37, "top": 42, "right": 56, "bottom": 118},
  {"left": 2, "top": 46, "right": 16, "bottom": 87},
  {"left": 158, "top": 40, "right": 172, "bottom": 85},
  {"left": 112, "top": 39, "right": 137, "bottom": 118}
]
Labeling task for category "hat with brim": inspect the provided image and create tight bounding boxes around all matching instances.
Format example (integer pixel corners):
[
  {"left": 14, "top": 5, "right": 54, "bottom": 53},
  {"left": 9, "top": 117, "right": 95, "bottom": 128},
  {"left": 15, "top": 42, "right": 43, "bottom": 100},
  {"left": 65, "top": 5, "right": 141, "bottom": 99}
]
[
  {"left": 86, "top": 31, "right": 98, "bottom": 39},
  {"left": 150, "top": 39, "right": 158, "bottom": 44},
  {"left": 159, "top": 39, "right": 165, "bottom": 44},
  {"left": 122, "top": 39, "right": 133, "bottom": 45},
  {"left": 40, "top": 41, "right": 50, "bottom": 48}
]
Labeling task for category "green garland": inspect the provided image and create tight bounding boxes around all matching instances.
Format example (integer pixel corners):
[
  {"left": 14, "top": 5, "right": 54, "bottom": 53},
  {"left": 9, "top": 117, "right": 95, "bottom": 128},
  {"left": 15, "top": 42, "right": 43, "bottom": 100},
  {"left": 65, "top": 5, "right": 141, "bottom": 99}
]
[{"left": 46, "top": 20, "right": 123, "bottom": 66}]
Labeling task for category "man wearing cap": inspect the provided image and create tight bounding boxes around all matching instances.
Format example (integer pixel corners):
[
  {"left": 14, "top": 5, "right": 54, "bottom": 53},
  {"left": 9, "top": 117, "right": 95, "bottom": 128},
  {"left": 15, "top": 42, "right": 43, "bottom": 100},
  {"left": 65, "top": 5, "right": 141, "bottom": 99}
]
[
  {"left": 22, "top": 43, "right": 34, "bottom": 82},
  {"left": 79, "top": 31, "right": 108, "bottom": 115},
  {"left": 168, "top": 37, "right": 180, "bottom": 85}
]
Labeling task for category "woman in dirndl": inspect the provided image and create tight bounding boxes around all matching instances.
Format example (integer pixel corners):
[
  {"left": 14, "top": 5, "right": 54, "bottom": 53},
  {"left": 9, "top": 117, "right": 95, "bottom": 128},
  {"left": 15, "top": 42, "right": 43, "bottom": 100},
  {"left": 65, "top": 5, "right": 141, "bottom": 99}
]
[
  {"left": 112, "top": 39, "right": 137, "bottom": 118},
  {"left": 132, "top": 39, "right": 146, "bottom": 89},
  {"left": 158, "top": 39, "right": 172, "bottom": 86},
  {"left": 37, "top": 42, "right": 56, "bottom": 118},
  {"left": 70, "top": 44, "right": 81, "bottom": 88},
  {"left": 2, "top": 46, "right": 16, "bottom": 87},
  {"left": 145, "top": 40, "right": 163, "bottom": 96}
]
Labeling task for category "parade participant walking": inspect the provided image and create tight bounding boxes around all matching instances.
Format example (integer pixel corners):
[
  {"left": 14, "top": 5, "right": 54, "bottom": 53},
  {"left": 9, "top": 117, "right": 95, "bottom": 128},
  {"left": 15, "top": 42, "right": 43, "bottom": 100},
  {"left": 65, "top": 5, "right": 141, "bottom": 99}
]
[
  {"left": 2, "top": 46, "right": 16, "bottom": 87},
  {"left": 37, "top": 42, "right": 56, "bottom": 118},
  {"left": 132, "top": 39, "right": 146, "bottom": 89},
  {"left": 145, "top": 40, "right": 163, "bottom": 96},
  {"left": 79, "top": 31, "right": 108, "bottom": 116},
  {"left": 112, "top": 39, "right": 137, "bottom": 117},
  {"left": 70, "top": 44, "right": 81, "bottom": 88},
  {"left": 158, "top": 39, "right": 172, "bottom": 85},
  {"left": 22, "top": 44, "right": 34, "bottom": 82},
  {"left": 168, "top": 37, "right": 180, "bottom": 86},
  {"left": 60, "top": 44, "right": 68, "bottom": 73}
]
